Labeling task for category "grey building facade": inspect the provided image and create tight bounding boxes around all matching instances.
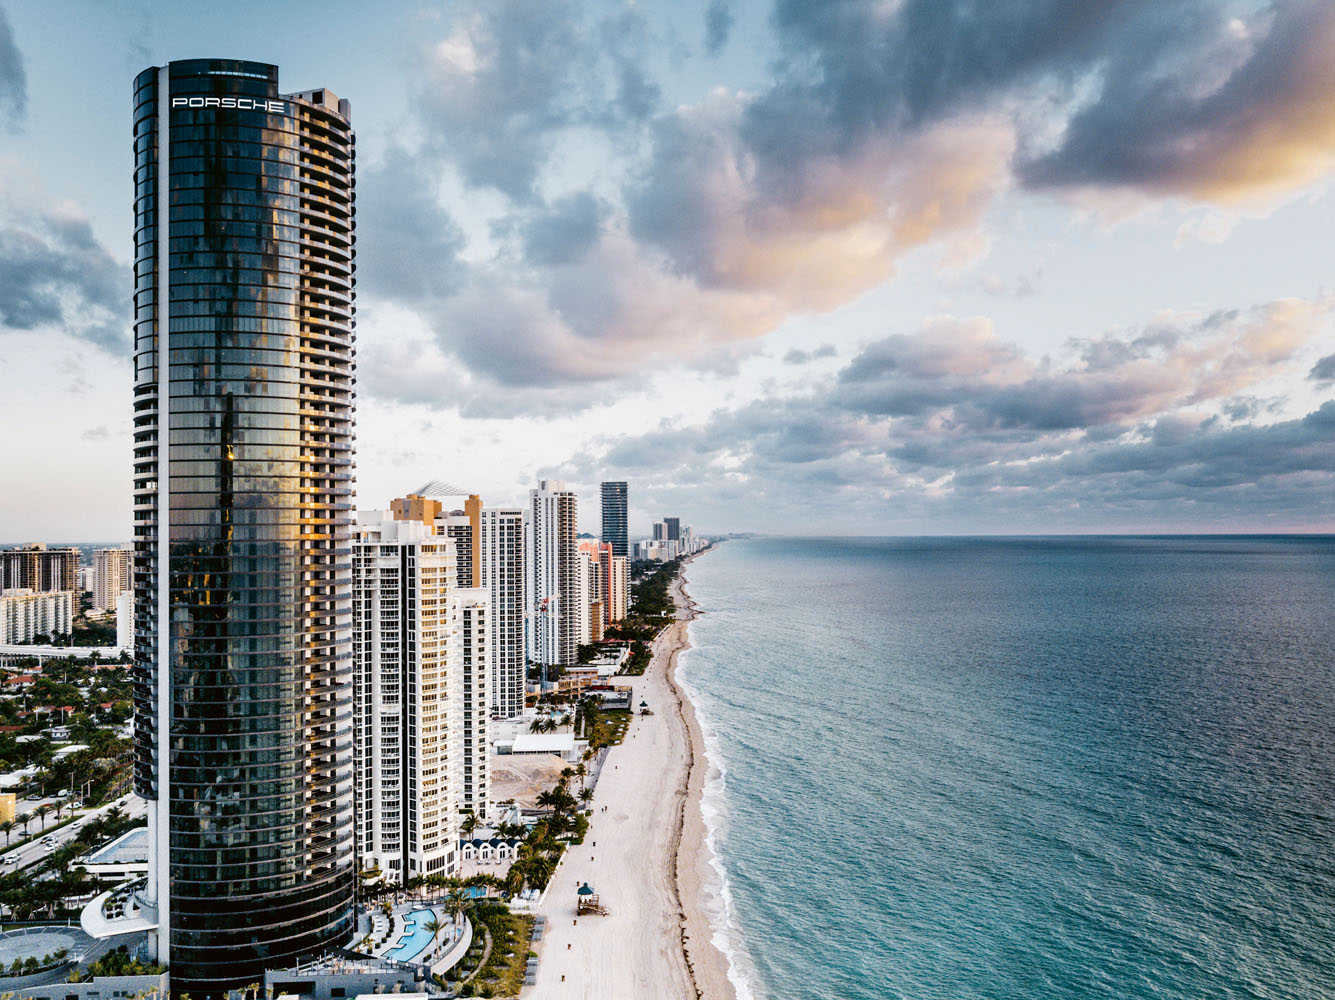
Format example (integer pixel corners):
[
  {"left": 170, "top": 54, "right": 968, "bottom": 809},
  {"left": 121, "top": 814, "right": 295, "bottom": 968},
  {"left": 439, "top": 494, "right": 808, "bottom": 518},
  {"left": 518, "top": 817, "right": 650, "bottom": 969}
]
[{"left": 599, "top": 481, "right": 628, "bottom": 558}]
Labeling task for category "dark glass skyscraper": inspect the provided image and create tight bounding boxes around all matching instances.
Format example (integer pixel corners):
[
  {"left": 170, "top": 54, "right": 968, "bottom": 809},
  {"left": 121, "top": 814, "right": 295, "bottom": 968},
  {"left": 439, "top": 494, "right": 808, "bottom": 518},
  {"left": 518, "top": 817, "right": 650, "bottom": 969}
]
[
  {"left": 131, "top": 60, "right": 356, "bottom": 994},
  {"left": 600, "top": 481, "right": 628, "bottom": 557}
]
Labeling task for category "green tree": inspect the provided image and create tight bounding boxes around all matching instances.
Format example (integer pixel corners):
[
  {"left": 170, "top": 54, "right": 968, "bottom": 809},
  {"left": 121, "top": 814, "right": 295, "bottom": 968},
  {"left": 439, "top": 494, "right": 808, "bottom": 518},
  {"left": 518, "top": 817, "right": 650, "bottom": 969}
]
[{"left": 425, "top": 916, "right": 445, "bottom": 958}]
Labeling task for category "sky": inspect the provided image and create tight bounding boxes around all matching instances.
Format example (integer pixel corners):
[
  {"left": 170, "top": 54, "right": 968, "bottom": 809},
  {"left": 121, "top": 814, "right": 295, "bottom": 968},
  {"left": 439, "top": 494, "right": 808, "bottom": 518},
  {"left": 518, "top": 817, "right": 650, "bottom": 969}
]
[{"left": 1, "top": 0, "right": 1334, "bottom": 540}]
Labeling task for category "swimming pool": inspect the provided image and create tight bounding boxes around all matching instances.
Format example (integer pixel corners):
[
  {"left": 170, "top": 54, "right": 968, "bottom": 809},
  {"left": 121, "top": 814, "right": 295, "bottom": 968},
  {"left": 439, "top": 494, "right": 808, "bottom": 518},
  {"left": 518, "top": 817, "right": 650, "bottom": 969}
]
[{"left": 384, "top": 908, "right": 438, "bottom": 961}]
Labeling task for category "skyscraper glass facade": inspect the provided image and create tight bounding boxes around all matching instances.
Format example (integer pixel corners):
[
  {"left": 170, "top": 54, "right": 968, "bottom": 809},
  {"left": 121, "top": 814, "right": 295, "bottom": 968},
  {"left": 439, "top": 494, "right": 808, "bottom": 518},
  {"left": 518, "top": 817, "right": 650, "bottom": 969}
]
[
  {"left": 600, "top": 481, "right": 628, "bottom": 558},
  {"left": 131, "top": 59, "right": 356, "bottom": 994}
]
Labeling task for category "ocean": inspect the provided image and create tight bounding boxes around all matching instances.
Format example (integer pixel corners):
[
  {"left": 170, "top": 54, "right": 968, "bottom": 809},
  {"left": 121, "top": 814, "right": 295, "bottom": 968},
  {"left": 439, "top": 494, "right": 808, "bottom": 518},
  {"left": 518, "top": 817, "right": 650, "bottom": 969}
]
[{"left": 677, "top": 536, "right": 1335, "bottom": 1000}]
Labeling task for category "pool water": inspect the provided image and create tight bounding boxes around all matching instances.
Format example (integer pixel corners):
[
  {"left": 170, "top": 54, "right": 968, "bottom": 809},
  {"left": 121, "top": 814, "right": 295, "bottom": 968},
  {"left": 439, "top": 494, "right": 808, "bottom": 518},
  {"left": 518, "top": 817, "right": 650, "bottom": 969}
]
[{"left": 384, "top": 908, "right": 438, "bottom": 961}]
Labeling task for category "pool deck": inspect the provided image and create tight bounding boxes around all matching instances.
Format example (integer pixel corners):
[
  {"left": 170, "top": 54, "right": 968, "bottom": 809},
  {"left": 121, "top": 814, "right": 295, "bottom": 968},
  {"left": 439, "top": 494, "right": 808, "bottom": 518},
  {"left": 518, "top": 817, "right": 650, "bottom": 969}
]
[{"left": 368, "top": 902, "right": 469, "bottom": 969}]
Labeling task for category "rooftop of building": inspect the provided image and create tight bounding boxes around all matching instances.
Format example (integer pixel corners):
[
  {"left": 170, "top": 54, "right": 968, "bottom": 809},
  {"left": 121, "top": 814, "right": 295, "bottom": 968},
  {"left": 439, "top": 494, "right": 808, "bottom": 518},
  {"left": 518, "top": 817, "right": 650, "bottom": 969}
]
[
  {"left": 509, "top": 733, "right": 577, "bottom": 754},
  {"left": 80, "top": 826, "right": 148, "bottom": 866}
]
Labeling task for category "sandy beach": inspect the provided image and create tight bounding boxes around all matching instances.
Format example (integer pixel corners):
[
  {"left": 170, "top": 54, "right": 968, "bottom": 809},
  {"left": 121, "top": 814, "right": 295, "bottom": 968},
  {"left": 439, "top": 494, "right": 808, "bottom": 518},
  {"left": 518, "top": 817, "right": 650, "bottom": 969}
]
[{"left": 526, "top": 556, "right": 736, "bottom": 999}]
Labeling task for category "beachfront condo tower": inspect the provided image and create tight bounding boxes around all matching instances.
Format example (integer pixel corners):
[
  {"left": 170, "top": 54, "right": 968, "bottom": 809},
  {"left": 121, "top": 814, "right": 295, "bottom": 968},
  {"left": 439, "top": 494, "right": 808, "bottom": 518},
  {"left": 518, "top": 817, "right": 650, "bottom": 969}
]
[
  {"left": 384, "top": 491, "right": 494, "bottom": 817},
  {"left": 525, "top": 480, "right": 579, "bottom": 673},
  {"left": 480, "top": 507, "right": 527, "bottom": 719},
  {"left": 118, "top": 60, "right": 357, "bottom": 994},
  {"left": 351, "top": 513, "right": 476, "bottom": 881},
  {"left": 599, "top": 481, "right": 629, "bottom": 558}
]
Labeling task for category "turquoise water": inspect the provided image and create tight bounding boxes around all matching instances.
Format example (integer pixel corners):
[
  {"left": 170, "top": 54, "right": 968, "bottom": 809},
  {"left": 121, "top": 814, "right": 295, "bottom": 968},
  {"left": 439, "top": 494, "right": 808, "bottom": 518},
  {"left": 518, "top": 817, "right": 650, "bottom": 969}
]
[
  {"left": 384, "top": 907, "right": 437, "bottom": 961},
  {"left": 679, "top": 537, "right": 1335, "bottom": 1000}
]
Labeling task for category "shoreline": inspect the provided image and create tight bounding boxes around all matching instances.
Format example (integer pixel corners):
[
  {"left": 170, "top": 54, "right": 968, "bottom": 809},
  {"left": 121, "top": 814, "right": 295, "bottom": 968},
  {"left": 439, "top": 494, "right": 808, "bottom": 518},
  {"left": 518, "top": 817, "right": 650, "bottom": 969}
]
[
  {"left": 665, "top": 554, "right": 738, "bottom": 1000},
  {"left": 524, "top": 549, "right": 735, "bottom": 999}
]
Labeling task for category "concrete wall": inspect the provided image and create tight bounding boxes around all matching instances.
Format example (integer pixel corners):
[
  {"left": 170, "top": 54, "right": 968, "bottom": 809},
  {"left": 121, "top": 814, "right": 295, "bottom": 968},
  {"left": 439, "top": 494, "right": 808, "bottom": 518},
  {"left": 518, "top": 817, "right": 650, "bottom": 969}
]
[{"left": 17, "top": 972, "right": 168, "bottom": 1000}]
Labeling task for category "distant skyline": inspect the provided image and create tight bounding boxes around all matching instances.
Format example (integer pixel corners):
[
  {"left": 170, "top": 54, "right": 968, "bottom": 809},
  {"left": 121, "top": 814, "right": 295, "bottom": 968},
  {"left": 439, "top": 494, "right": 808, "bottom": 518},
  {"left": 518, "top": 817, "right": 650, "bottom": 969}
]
[{"left": 2, "top": 0, "right": 1334, "bottom": 539}]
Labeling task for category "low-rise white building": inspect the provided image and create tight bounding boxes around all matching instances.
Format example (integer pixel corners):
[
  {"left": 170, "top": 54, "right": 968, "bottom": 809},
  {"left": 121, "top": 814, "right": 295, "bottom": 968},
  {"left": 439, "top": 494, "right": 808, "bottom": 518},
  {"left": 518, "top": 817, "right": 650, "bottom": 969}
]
[
  {"left": 495, "top": 732, "right": 584, "bottom": 761},
  {"left": 0, "top": 589, "right": 73, "bottom": 644}
]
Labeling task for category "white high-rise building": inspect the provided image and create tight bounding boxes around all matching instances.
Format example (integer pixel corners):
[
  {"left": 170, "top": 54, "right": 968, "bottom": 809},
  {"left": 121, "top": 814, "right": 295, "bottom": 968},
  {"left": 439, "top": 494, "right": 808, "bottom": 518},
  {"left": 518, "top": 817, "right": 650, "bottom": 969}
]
[
  {"left": 525, "top": 480, "right": 579, "bottom": 672},
  {"left": 93, "top": 546, "right": 131, "bottom": 613},
  {"left": 393, "top": 491, "right": 521, "bottom": 727},
  {"left": 457, "top": 587, "right": 489, "bottom": 819},
  {"left": 575, "top": 550, "right": 591, "bottom": 646},
  {"left": 115, "top": 590, "right": 133, "bottom": 649},
  {"left": 480, "top": 508, "right": 526, "bottom": 719},
  {"left": 609, "top": 555, "right": 629, "bottom": 623},
  {"left": 352, "top": 512, "right": 471, "bottom": 882}
]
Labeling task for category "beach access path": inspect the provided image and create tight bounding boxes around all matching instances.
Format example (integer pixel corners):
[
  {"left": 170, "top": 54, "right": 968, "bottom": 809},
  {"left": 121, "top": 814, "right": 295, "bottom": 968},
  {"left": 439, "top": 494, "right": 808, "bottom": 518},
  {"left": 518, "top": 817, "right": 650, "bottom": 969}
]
[{"left": 526, "top": 559, "right": 736, "bottom": 999}]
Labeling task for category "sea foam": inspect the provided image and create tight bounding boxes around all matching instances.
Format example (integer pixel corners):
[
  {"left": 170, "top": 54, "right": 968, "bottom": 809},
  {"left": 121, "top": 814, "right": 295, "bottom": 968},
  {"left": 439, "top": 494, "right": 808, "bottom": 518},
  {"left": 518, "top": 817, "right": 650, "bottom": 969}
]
[{"left": 678, "top": 643, "right": 765, "bottom": 1000}]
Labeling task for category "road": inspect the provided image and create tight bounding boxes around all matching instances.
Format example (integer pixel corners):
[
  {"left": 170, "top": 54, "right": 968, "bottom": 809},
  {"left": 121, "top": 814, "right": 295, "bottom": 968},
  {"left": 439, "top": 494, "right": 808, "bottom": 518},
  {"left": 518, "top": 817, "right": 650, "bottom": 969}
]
[{"left": 0, "top": 794, "right": 145, "bottom": 871}]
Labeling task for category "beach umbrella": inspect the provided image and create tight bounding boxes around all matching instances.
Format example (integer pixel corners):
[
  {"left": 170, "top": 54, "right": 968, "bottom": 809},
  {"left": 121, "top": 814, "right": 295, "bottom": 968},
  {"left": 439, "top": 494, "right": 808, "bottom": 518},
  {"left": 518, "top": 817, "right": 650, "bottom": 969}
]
[
  {"left": 639, "top": 700, "right": 648, "bottom": 708},
  {"left": 577, "top": 882, "right": 595, "bottom": 896}
]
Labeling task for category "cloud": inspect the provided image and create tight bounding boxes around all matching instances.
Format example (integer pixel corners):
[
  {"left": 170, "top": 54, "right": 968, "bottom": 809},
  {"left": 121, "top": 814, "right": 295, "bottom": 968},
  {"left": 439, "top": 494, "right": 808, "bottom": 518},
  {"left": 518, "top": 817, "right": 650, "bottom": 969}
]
[
  {"left": 628, "top": 99, "right": 1014, "bottom": 308},
  {"left": 0, "top": 6, "right": 25, "bottom": 128},
  {"left": 1311, "top": 354, "right": 1335, "bottom": 383},
  {"left": 1020, "top": 1, "right": 1335, "bottom": 206},
  {"left": 783, "top": 344, "right": 837, "bottom": 365},
  {"left": 514, "top": 191, "right": 608, "bottom": 267},
  {"left": 0, "top": 202, "right": 129, "bottom": 352},
  {"left": 757, "top": 0, "right": 1335, "bottom": 209},
  {"left": 563, "top": 295, "right": 1335, "bottom": 530},
  {"left": 439, "top": 232, "right": 782, "bottom": 388},
  {"left": 357, "top": 149, "right": 467, "bottom": 301},
  {"left": 704, "top": 0, "right": 734, "bottom": 56},
  {"left": 839, "top": 300, "right": 1331, "bottom": 433},
  {"left": 412, "top": 0, "right": 658, "bottom": 201},
  {"left": 362, "top": 0, "right": 1335, "bottom": 414},
  {"left": 1173, "top": 212, "right": 1237, "bottom": 248}
]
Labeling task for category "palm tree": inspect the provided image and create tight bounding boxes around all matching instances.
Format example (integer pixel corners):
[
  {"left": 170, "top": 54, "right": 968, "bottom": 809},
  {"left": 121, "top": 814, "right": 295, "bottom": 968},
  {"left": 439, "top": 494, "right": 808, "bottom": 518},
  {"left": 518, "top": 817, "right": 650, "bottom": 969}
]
[
  {"left": 579, "top": 787, "right": 593, "bottom": 807},
  {"left": 0, "top": 820, "right": 13, "bottom": 846},
  {"left": 461, "top": 811, "right": 478, "bottom": 838},
  {"left": 503, "top": 866, "right": 525, "bottom": 897},
  {"left": 575, "top": 762, "right": 587, "bottom": 789},
  {"left": 445, "top": 889, "right": 467, "bottom": 927},
  {"left": 424, "top": 917, "right": 444, "bottom": 958},
  {"left": 35, "top": 805, "right": 52, "bottom": 831}
]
